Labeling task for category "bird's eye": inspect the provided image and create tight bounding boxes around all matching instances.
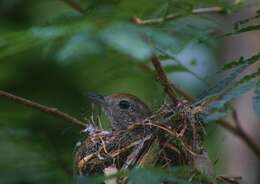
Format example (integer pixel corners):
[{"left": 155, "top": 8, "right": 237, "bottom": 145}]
[{"left": 118, "top": 100, "right": 130, "bottom": 109}]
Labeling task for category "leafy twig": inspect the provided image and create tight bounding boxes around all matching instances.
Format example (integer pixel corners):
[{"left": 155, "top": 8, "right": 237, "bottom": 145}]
[
  {"left": 132, "top": 6, "right": 223, "bottom": 25},
  {"left": 0, "top": 90, "right": 86, "bottom": 128},
  {"left": 157, "top": 47, "right": 210, "bottom": 86},
  {"left": 171, "top": 57, "right": 209, "bottom": 86},
  {"left": 151, "top": 55, "right": 179, "bottom": 105},
  {"left": 150, "top": 54, "right": 260, "bottom": 160}
]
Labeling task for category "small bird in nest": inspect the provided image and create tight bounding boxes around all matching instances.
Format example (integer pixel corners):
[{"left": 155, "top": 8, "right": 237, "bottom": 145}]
[{"left": 88, "top": 92, "right": 152, "bottom": 130}]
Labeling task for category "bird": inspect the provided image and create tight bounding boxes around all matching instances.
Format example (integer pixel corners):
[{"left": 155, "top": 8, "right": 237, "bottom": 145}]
[{"left": 88, "top": 92, "right": 152, "bottom": 130}]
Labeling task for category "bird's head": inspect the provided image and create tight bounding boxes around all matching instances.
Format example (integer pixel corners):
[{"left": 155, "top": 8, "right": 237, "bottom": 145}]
[{"left": 88, "top": 92, "right": 151, "bottom": 130}]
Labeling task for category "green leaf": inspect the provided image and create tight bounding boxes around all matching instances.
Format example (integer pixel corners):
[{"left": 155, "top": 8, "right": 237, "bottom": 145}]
[
  {"left": 129, "top": 168, "right": 162, "bottom": 184},
  {"left": 0, "top": 23, "right": 83, "bottom": 60},
  {"left": 209, "top": 80, "right": 256, "bottom": 110},
  {"left": 56, "top": 26, "right": 103, "bottom": 62},
  {"left": 0, "top": 30, "right": 43, "bottom": 60},
  {"left": 129, "top": 167, "right": 192, "bottom": 184},
  {"left": 253, "top": 82, "right": 260, "bottom": 117},
  {"left": 100, "top": 21, "right": 200, "bottom": 60},
  {"left": 238, "top": 69, "right": 260, "bottom": 84},
  {"left": 145, "top": 28, "right": 187, "bottom": 54},
  {"left": 222, "top": 53, "right": 260, "bottom": 70},
  {"left": 233, "top": 10, "right": 260, "bottom": 30},
  {"left": 201, "top": 79, "right": 257, "bottom": 122},
  {"left": 161, "top": 15, "right": 218, "bottom": 47},
  {"left": 199, "top": 65, "right": 245, "bottom": 99},
  {"left": 232, "top": 24, "right": 260, "bottom": 34},
  {"left": 101, "top": 23, "right": 152, "bottom": 60},
  {"left": 225, "top": 9, "right": 260, "bottom": 36},
  {"left": 31, "top": 26, "right": 66, "bottom": 39},
  {"left": 76, "top": 175, "right": 105, "bottom": 184},
  {"left": 199, "top": 53, "right": 260, "bottom": 99},
  {"left": 164, "top": 64, "right": 188, "bottom": 73}
]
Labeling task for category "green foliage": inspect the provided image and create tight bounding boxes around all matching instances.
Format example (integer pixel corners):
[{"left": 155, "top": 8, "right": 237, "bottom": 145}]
[
  {"left": 199, "top": 52, "right": 260, "bottom": 100},
  {"left": 56, "top": 26, "right": 103, "bottom": 61},
  {"left": 163, "top": 64, "right": 188, "bottom": 73},
  {"left": 233, "top": 9, "right": 260, "bottom": 30},
  {"left": 0, "top": 0, "right": 259, "bottom": 184},
  {"left": 222, "top": 53, "right": 260, "bottom": 70},
  {"left": 199, "top": 50, "right": 260, "bottom": 121},
  {"left": 101, "top": 23, "right": 152, "bottom": 60},
  {"left": 77, "top": 167, "right": 218, "bottom": 184},
  {"left": 209, "top": 80, "right": 256, "bottom": 110},
  {"left": 202, "top": 80, "right": 257, "bottom": 122},
  {"left": 199, "top": 65, "right": 245, "bottom": 99},
  {"left": 0, "top": 22, "right": 84, "bottom": 60},
  {"left": 129, "top": 167, "right": 191, "bottom": 184},
  {"left": 225, "top": 9, "right": 260, "bottom": 36},
  {"left": 253, "top": 82, "right": 260, "bottom": 117},
  {"left": 0, "top": 15, "right": 217, "bottom": 61}
]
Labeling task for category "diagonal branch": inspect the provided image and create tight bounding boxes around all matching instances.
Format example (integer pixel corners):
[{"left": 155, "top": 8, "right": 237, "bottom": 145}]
[
  {"left": 218, "top": 119, "right": 260, "bottom": 160},
  {"left": 151, "top": 55, "right": 179, "bottom": 105},
  {"left": 61, "top": 0, "right": 85, "bottom": 15},
  {"left": 0, "top": 90, "right": 86, "bottom": 128},
  {"left": 149, "top": 51, "right": 260, "bottom": 160},
  {"left": 150, "top": 55, "right": 260, "bottom": 160},
  {"left": 132, "top": 6, "right": 223, "bottom": 25}
]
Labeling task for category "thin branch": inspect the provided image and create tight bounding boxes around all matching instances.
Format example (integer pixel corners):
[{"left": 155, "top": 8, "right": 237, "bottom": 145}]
[
  {"left": 132, "top": 6, "right": 223, "bottom": 25},
  {"left": 233, "top": 110, "right": 260, "bottom": 160},
  {"left": 61, "top": 0, "right": 85, "bottom": 15},
  {"left": 218, "top": 119, "right": 260, "bottom": 160},
  {"left": 151, "top": 55, "right": 179, "bottom": 105},
  {"left": 232, "top": 108, "right": 243, "bottom": 132},
  {"left": 0, "top": 90, "right": 86, "bottom": 128},
  {"left": 191, "top": 6, "right": 223, "bottom": 14}
]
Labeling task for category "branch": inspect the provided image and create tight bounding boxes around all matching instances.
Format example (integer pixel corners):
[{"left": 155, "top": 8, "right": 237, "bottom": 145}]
[
  {"left": 151, "top": 55, "right": 179, "bottom": 105},
  {"left": 132, "top": 1, "right": 260, "bottom": 162},
  {"left": 0, "top": 90, "right": 86, "bottom": 128},
  {"left": 132, "top": 6, "right": 223, "bottom": 25},
  {"left": 61, "top": 0, "right": 85, "bottom": 15},
  {"left": 149, "top": 56, "right": 260, "bottom": 159},
  {"left": 218, "top": 119, "right": 260, "bottom": 160}
]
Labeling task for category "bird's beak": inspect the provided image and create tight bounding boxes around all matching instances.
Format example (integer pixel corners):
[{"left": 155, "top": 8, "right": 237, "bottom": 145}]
[{"left": 88, "top": 92, "right": 107, "bottom": 106}]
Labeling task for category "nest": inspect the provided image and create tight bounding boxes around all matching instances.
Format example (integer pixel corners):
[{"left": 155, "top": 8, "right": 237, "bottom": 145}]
[{"left": 74, "top": 101, "right": 209, "bottom": 177}]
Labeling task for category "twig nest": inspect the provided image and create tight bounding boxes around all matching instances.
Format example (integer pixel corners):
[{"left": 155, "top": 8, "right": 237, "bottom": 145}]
[
  {"left": 74, "top": 126, "right": 152, "bottom": 175},
  {"left": 74, "top": 103, "right": 207, "bottom": 176}
]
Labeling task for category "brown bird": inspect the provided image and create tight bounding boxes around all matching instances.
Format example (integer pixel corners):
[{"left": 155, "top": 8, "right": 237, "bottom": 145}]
[{"left": 88, "top": 93, "right": 151, "bottom": 130}]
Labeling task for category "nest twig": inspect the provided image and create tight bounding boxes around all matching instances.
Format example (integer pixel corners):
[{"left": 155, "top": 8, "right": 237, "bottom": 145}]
[{"left": 74, "top": 101, "right": 207, "bottom": 177}]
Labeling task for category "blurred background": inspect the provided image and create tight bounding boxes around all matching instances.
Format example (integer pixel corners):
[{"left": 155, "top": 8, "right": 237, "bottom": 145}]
[{"left": 0, "top": 0, "right": 259, "bottom": 184}]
